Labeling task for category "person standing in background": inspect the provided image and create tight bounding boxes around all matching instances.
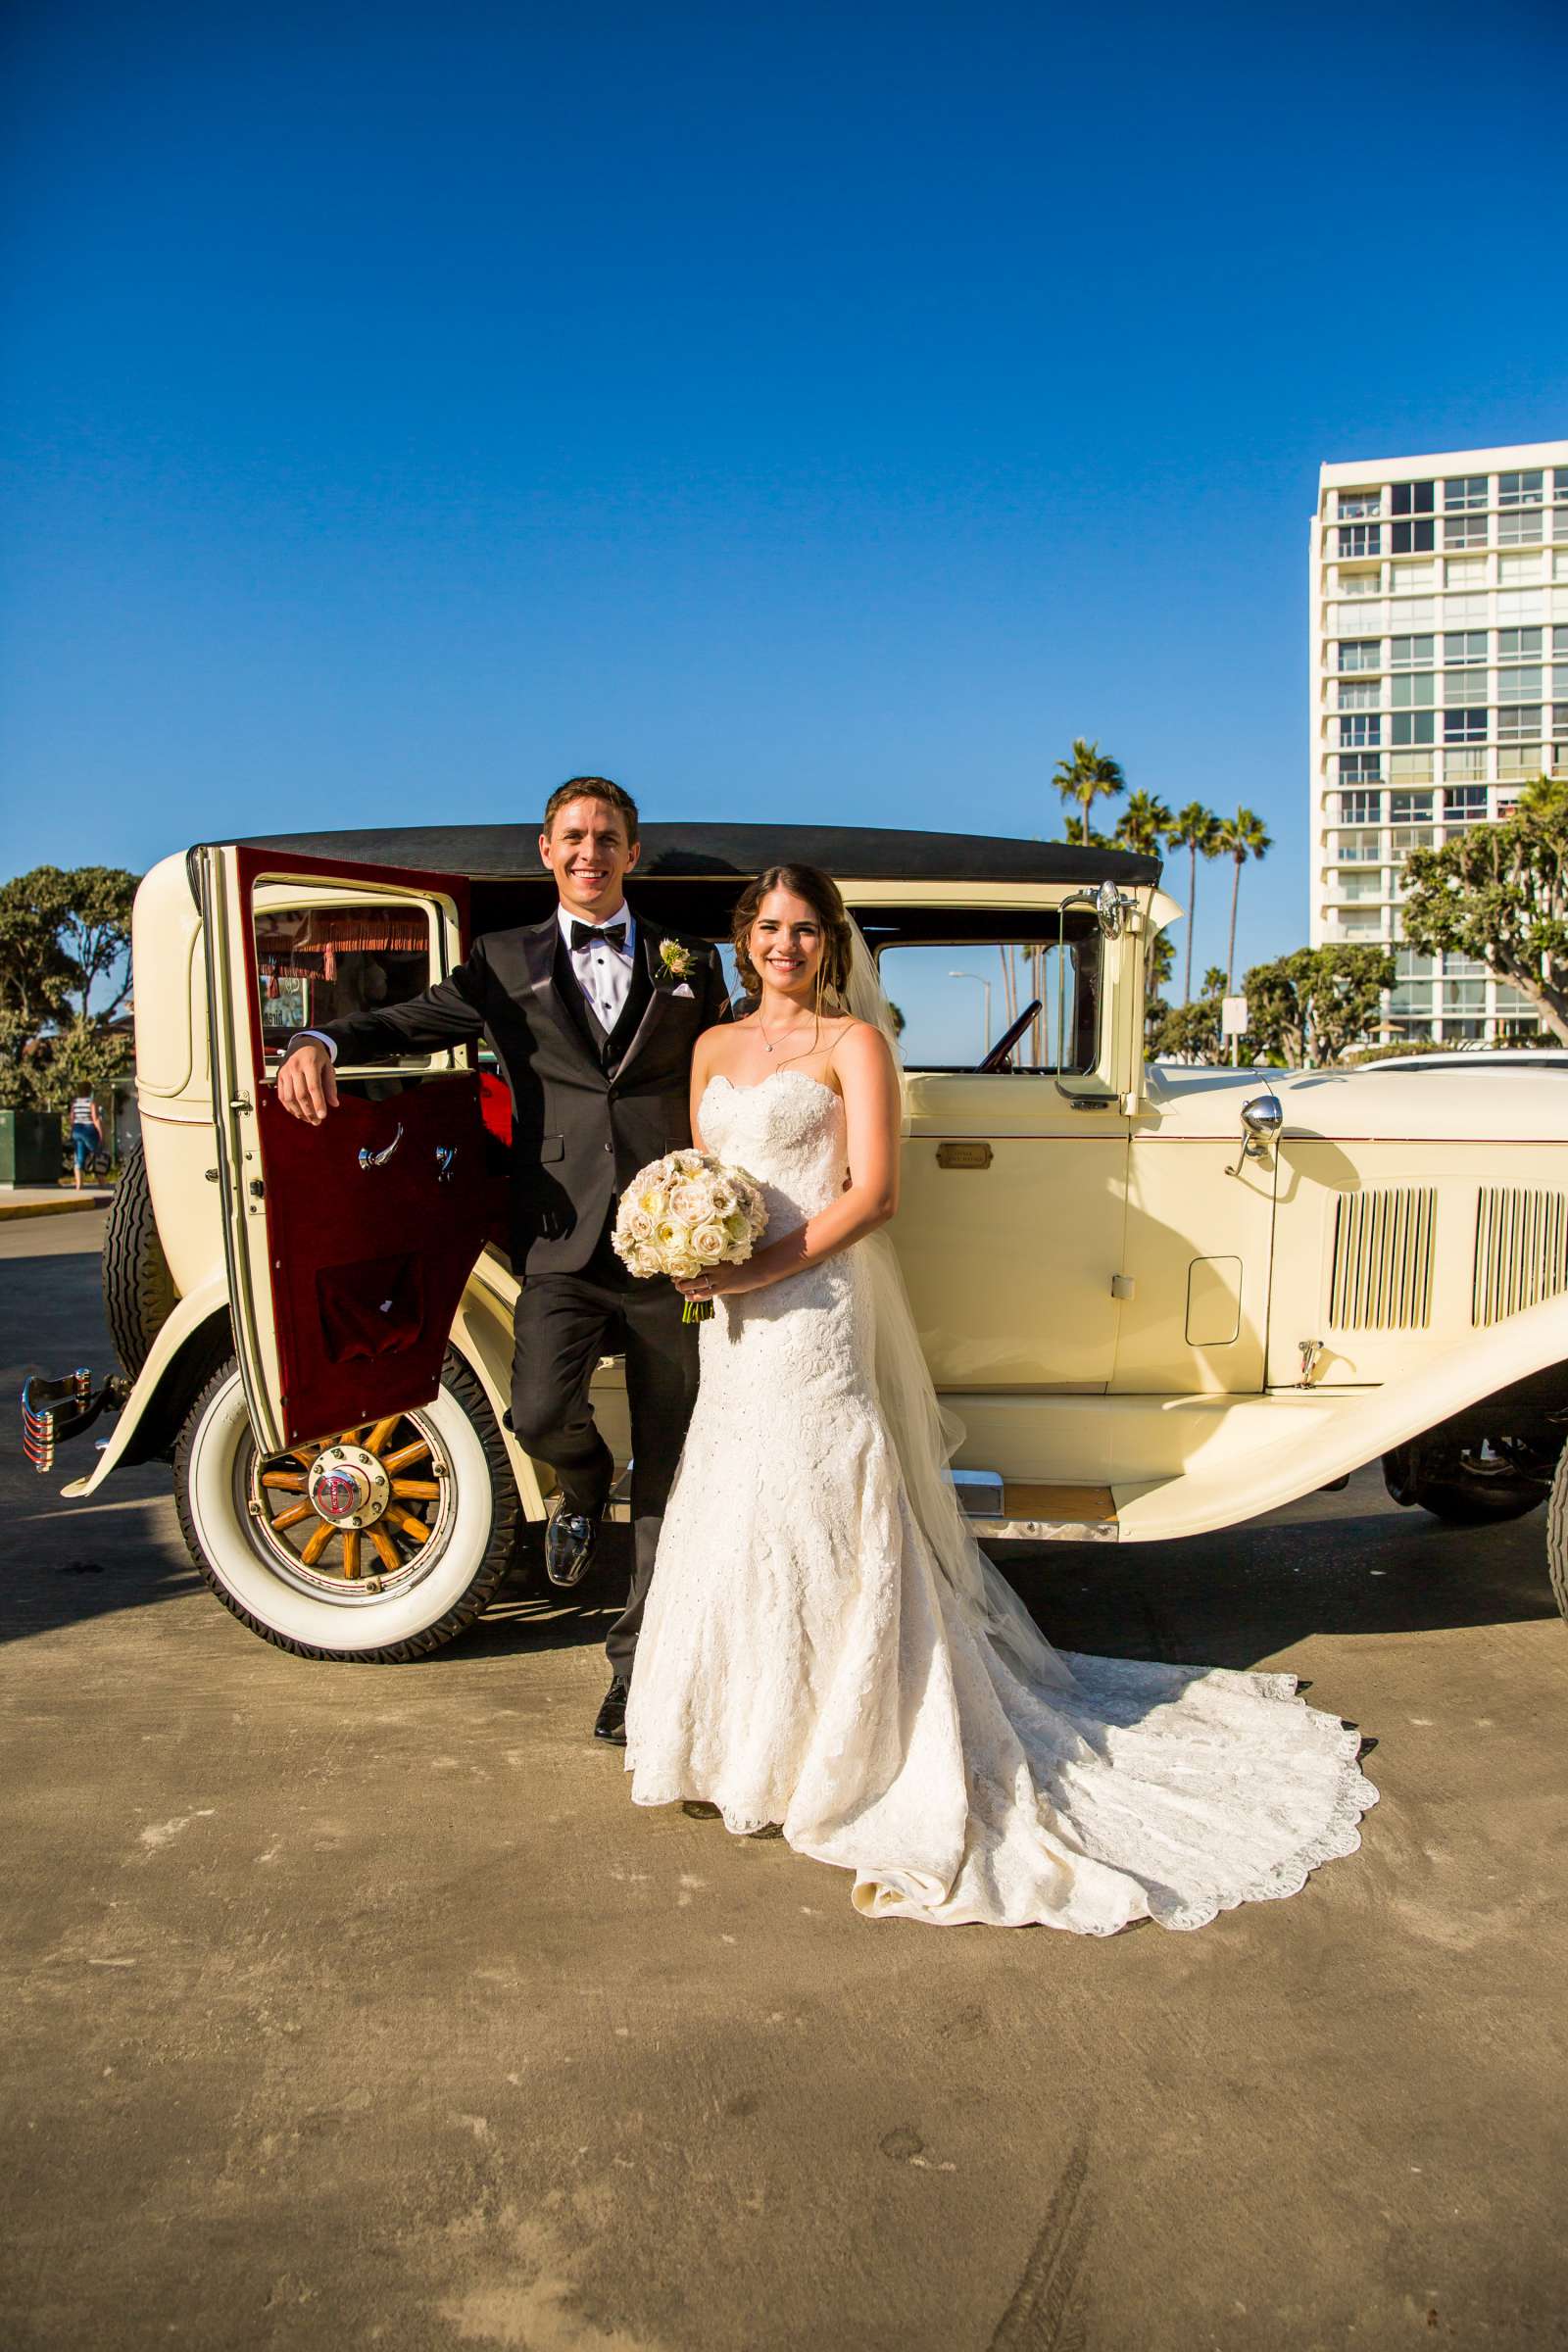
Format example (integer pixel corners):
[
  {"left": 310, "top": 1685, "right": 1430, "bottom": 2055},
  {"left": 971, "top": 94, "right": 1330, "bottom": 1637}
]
[{"left": 68, "top": 1094, "right": 103, "bottom": 1191}]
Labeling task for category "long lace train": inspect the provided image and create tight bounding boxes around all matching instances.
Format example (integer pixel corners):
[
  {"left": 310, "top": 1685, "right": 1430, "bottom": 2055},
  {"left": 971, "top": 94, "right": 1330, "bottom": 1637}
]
[{"left": 624, "top": 1069, "right": 1376, "bottom": 1932}]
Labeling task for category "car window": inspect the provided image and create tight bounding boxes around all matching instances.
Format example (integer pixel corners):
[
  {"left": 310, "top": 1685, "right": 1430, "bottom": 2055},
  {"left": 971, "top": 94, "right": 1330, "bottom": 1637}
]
[
  {"left": 878, "top": 936, "right": 1099, "bottom": 1072},
  {"left": 254, "top": 904, "right": 433, "bottom": 1062}
]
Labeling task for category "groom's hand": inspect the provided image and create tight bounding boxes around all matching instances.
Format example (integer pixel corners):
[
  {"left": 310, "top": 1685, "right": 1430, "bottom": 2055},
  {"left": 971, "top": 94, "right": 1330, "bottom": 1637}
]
[{"left": 277, "top": 1041, "right": 339, "bottom": 1125}]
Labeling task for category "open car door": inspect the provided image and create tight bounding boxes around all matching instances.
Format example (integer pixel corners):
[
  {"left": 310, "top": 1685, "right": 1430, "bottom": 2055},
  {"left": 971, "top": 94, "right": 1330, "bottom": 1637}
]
[{"left": 201, "top": 844, "right": 499, "bottom": 1456}]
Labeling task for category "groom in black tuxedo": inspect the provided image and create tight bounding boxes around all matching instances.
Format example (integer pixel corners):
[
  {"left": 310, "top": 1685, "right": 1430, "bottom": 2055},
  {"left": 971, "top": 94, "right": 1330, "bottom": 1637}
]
[{"left": 277, "top": 777, "right": 730, "bottom": 1741}]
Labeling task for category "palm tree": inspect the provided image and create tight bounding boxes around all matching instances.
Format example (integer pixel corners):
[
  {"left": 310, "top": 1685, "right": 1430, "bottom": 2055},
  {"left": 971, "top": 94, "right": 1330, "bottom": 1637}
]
[
  {"left": 1168, "top": 802, "right": 1221, "bottom": 1004},
  {"left": 1216, "top": 807, "right": 1273, "bottom": 994},
  {"left": 1053, "top": 739, "right": 1125, "bottom": 845},
  {"left": 1114, "top": 790, "right": 1173, "bottom": 858}
]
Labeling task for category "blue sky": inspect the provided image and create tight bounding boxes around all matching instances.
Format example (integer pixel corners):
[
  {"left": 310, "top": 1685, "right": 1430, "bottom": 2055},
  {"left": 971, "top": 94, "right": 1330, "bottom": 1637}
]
[{"left": 4, "top": 0, "right": 1564, "bottom": 986}]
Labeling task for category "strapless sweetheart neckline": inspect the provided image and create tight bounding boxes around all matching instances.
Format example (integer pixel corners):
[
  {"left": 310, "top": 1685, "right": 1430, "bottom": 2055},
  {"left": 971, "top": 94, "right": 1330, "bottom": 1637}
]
[{"left": 702, "top": 1067, "right": 843, "bottom": 1108}]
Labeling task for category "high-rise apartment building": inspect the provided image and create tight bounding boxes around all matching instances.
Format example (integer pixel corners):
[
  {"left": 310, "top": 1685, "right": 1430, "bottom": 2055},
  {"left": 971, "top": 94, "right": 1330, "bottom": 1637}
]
[{"left": 1311, "top": 439, "right": 1568, "bottom": 1043}]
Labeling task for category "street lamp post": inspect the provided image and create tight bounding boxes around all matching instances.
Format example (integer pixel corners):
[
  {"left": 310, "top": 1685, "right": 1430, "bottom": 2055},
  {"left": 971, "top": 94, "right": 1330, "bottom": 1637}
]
[{"left": 950, "top": 970, "right": 992, "bottom": 1058}]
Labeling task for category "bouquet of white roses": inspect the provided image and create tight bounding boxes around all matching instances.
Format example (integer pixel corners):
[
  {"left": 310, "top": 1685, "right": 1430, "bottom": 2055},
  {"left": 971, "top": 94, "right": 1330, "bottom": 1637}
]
[{"left": 612, "top": 1150, "right": 769, "bottom": 1321}]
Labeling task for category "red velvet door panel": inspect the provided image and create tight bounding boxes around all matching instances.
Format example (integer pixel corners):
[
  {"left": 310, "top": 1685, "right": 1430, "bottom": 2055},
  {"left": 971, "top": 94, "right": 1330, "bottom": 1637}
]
[
  {"left": 230, "top": 845, "right": 492, "bottom": 1450},
  {"left": 257, "top": 1077, "right": 488, "bottom": 1447}
]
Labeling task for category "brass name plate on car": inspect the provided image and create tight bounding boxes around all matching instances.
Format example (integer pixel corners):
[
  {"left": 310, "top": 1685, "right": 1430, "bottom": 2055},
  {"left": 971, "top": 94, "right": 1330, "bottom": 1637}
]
[{"left": 936, "top": 1141, "right": 994, "bottom": 1169}]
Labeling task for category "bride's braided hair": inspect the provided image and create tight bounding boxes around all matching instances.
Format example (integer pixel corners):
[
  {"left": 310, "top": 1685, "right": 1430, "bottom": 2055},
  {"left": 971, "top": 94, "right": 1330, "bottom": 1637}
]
[{"left": 730, "top": 864, "right": 856, "bottom": 1005}]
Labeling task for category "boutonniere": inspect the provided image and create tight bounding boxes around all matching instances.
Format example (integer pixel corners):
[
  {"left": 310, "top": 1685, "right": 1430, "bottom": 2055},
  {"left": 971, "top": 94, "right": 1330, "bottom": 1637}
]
[{"left": 659, "top": 939, "right": 696, "bottom": 983}]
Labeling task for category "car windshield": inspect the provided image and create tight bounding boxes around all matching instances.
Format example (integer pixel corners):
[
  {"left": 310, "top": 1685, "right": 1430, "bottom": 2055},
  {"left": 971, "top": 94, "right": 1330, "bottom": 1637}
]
[{"left": 873, "top": 922, "right": 1100, "bottom": 1072}]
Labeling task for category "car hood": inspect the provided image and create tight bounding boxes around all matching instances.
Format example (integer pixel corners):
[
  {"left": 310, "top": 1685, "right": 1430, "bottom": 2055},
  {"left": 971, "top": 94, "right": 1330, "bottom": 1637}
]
[{"left": 1146, "top": 1059, "right": 1568, "bottom": 1144}]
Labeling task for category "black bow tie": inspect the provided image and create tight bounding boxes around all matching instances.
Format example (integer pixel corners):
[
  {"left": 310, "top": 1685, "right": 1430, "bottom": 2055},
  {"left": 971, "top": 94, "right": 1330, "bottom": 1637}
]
[{"left": 569, "top": 920, "right": 627, "bottom": 953}]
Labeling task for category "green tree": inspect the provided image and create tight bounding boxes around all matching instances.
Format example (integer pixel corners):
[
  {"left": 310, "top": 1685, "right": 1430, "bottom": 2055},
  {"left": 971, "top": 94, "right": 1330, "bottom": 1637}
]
[
  {"left": 1401, "top": 777, "right": 1568, "bottom": 1042},
  {"left": 1243, "top": 945, "right": 1395, "bottom": 1068},
  {"left": 1152, "top": 991, "right": 1227, "bottom": 1065},
  {"left": 0, "top": 872, "right": 76, "bottom": 1106},
  {"left": 1167, "top": 803, "right": 1220, "bottom": 1005},
  {"left": 1113, "top": 790, "right": 1173, "bottom": 858},
  {"left": 1143, "top": 930, "right": 1175, "bottom": 1050},
  {"left": 1061, "top": 813, "right": 1111, "bottom": 847},
  {"left": 1216, "top": 807, "right": 1272, "bottom": 993},
  {"left": 57, "top": 866, "right": 137, "bottom": 1027},
  {"left": 0, "top": 865, "right": 139, "bottom": 1108},
  {"left": 1053, "top": 739, "right": 1125, "bottom": 846}
]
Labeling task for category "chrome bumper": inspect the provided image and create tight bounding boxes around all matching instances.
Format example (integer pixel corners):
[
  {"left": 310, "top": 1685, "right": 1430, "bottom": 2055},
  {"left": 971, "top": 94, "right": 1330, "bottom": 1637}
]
[{"left": 21, "top": 1368, "right": 127, "bottom": 1471}]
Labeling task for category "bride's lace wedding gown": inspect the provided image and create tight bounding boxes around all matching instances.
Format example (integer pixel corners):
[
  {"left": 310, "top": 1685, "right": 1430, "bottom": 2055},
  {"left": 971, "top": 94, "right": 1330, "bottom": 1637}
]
[{"left": 624, "top": 1069, "right": 1377, "bottom": 1931}]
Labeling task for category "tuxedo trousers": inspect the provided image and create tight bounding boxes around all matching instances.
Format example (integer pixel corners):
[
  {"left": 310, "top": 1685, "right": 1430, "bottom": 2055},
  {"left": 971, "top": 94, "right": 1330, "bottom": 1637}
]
[{"left": 509, "top": 1228, "right": 701, "bottom": 1683}]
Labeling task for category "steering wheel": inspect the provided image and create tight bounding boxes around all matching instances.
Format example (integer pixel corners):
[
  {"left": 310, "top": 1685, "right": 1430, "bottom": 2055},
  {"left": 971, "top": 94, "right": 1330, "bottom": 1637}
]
[{"left": 977, "top": 999, "right": 1044, "bottom": 1073}]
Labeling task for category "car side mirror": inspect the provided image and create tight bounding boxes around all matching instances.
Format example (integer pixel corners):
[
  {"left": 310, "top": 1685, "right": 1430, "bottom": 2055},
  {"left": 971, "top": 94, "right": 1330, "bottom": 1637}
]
[
  {"left": 1225, "top": 1092, "right": 1284, "bottom": 1177},
  {"left": 1095, "top": 877, "right": 1137, "bottom": 939}
]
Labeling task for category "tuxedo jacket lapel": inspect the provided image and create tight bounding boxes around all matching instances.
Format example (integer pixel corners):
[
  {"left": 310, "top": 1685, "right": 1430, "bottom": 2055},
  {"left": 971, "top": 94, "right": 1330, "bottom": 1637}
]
[
  {"left": 521, "top": 914, "right": 600, "bottom": 1065},
  {"left": 601, "top": 933, "right": 652, "bottom": 1065},
  {"left": 612, "top": 919, "right": 675, "bottom": 1077}
]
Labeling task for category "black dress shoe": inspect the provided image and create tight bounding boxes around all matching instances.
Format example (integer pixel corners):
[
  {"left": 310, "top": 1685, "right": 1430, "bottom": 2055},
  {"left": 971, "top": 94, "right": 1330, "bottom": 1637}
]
[
  {"left": 545, "top": 1507, "right": 598, "bottom": 1590},
  {"left": 593, "top": 1676, "right": 629, "bottom": 1744}
]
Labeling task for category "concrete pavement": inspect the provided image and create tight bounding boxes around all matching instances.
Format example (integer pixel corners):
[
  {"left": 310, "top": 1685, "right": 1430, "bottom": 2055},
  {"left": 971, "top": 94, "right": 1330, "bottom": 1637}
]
[
  {"left": 0, "top": 1186, "right": 114, "bottom": 1222},
  {"left": 3, "top": 1214, "right": 1567, "bottom": 2350}
]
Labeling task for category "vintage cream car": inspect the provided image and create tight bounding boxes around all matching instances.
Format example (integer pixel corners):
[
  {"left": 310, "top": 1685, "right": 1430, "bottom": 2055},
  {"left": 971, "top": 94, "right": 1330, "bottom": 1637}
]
[{"left": 24, "top": 821, "right": 1568, "bottom": 1656}]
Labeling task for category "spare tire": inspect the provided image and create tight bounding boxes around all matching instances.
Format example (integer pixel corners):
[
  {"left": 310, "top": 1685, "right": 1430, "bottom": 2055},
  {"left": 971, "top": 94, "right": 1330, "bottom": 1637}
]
[{"left": 103, "top": 1143, "right": 177, "bottom": 1377}]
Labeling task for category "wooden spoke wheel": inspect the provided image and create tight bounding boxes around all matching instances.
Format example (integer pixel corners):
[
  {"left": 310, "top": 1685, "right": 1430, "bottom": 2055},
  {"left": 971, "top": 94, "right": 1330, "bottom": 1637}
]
[
  {"left": 173, "top": 1353, "right": 519, "bottom": 1661},
  {"left": 250, "top": 1413, "right": 453, "bottom": 1592}
]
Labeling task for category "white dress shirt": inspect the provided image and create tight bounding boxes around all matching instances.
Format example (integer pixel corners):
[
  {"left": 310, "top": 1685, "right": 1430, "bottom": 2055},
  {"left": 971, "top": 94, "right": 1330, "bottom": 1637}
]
[
  {"left": 299, "top": 901, "right": 637, "bottom": 1061},
  {"left": 559, "top": 900, "right": 636, "bottom": 1033}
]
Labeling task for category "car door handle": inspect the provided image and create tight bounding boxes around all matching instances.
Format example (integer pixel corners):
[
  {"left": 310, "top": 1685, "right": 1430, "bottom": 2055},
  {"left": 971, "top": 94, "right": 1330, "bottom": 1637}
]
[{"left": 358, "top": 1123, "right": 404, "bottom": 1170}]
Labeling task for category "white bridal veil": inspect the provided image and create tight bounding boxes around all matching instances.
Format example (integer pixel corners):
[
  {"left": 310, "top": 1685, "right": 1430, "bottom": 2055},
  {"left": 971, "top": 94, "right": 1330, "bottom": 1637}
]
[{"left": 842, "top": 925, "right": 1077, "bottom": 1691}]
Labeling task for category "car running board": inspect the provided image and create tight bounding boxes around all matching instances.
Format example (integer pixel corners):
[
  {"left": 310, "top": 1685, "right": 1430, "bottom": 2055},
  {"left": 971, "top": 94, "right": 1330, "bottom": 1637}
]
[{"left": 953, "top": 1472, "right": 1119, "bottom": 1544}]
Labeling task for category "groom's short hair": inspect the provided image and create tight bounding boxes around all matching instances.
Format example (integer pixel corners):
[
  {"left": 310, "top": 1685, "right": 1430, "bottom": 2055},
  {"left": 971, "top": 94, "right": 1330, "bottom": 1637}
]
[{"left": 543, "top": 775, "right": 640, "bottom": 845}]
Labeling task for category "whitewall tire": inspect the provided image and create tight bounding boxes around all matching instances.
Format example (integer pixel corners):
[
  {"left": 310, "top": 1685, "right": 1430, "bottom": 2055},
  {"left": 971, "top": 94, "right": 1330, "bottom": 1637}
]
[
  {"left": 173, "top": 1352, "right": 518, "bottom": 1660},
  {"left": 1546, "top": 1444, "right": 1568, "bottom": 1628}
]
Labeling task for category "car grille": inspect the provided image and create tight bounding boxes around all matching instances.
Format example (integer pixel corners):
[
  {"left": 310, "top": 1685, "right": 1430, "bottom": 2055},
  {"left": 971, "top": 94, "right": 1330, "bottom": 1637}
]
[
  {"left": 1472, "top": 1186, "right": 1568, "bottom": 1327},
  {"left": 1328, "top": 1186, "right": 1437, "bottom": 1330}
]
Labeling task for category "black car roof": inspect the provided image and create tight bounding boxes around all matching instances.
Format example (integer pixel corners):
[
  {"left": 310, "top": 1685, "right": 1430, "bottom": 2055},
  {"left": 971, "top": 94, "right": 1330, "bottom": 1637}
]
[{"left": 230, "top": 821, "right": 1161, "bottom": 890}]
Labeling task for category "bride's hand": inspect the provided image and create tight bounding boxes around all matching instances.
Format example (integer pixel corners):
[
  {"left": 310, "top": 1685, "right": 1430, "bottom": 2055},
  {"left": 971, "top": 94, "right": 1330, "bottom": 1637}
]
[{"left": 673, "top": 1262, "right": 753, "bottom": 1303}]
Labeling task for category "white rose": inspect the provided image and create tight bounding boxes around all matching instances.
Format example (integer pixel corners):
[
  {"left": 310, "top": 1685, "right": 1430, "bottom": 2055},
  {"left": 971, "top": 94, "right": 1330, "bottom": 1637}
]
[
  {"left": 669, "top": 1181, "right": 708, "bottom": 1224},
  {"left": 691, "top": 1221, "right": 726, "bottom": 1262}
]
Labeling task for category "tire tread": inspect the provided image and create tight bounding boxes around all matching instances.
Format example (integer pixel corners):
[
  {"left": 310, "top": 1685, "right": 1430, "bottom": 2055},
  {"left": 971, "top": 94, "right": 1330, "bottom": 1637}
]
[
  {"left": 103, "top": 1145, "right": 178, "bottom": 1379},
  {"left": 1546, "top": 1448, "right": 1568, "bottom": 1625}
]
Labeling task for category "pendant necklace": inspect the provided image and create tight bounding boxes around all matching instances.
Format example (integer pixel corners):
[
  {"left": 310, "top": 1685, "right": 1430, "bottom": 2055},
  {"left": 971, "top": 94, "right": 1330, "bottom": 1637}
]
[
  {"left": 758, "top": 1008, "right": 799, "bottom": 1055},
  {"left": 756, "top": 1004, "right": 815, "bottom": 1067}
]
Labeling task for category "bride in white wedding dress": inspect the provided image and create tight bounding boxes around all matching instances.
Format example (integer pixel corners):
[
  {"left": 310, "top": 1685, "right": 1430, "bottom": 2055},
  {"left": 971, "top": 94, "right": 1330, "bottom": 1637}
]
[{"left": 624, "top": 865, "right": 1377, "bottom": 1931}]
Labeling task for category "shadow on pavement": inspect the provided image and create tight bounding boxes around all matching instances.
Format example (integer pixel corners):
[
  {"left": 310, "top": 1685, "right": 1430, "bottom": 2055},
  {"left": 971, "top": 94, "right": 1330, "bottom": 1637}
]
[
  {"left": 997, "top": 1499, "right": 1559, "bottom": 1676},
  {"left": 4, "top": 1236, "right": 1561, "bottom": 1672}
]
